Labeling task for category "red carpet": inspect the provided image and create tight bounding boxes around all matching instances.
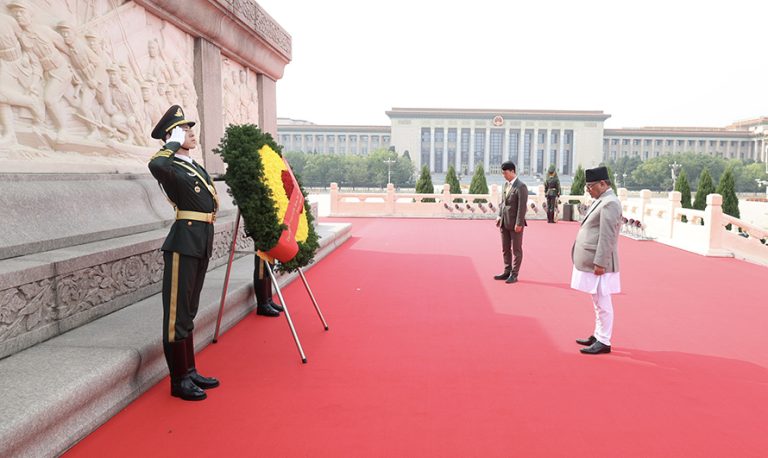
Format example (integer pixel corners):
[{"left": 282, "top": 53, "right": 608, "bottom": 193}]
[{"left": 67, "top": 219, "right": 768, "bottom": 457}]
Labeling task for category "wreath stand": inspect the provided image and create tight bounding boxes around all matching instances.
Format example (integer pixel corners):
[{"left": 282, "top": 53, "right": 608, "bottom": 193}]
[{"left": 211, "top": 209, "right": 328, "bottom": 364}]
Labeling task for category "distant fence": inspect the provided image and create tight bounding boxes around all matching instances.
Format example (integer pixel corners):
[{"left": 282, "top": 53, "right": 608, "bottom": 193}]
[
  {"left": 329, "top": 182, "right": 590, "bottom": 219},
  {"left": 328, "top": 182, "right": 768, "bottom": 265}
]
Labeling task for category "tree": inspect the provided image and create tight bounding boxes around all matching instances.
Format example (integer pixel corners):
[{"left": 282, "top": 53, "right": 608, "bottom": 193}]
[
  {"left": 716, "top": 165, "right": 740, "bottom": 220},
  {"left": 445, "top": 164, "right": 463, "bottom": 202},
  {"left": 693, "top": 168, "right": 715, "bottom": 211},
  {"left": 570, "top": 165, "right": 586, "bottom": 196},
  {"left": 415, "top": 165, "right": 435, "bottom": 202},
  {"left": 602, "top": 163, "right": 618, "bottom": 193},
  {"left": 283, "top": 151, "right": 307, "bottom": 176},
  {"left": 674, "top": 168, "right": 692, "bottom": 209},
  {"left": 605, "top": 156, "right": 642, "bottom": 188},
  {"left": 468, "top": 164, "right": 489, "bottom": 203}
]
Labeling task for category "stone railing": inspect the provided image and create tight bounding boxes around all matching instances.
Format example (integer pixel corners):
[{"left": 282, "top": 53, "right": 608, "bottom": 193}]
[
  {"left": 329, "top": 182, "right": 594, "bottom": 220},
  {"left": 620, "top": 190, "right": 768, "bottom": 265}
]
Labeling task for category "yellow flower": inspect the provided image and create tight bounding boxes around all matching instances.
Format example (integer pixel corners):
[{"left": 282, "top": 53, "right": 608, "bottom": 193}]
[{"left": 259, "top": 144, "right": 309, "bottom": 243}]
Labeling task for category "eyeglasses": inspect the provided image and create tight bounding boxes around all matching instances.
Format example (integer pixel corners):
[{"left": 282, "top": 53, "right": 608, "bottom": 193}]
[{"left": 585, "top": 182, "right": 601, "bottom": 190}]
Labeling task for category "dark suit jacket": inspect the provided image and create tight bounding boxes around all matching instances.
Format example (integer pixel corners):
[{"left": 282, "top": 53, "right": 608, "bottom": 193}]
[
  {"left": 148, "top": 142, "right": 216, "bottom": 259},
  {"left": 498, "top": 178, "right": 528, "bottom": 229}
]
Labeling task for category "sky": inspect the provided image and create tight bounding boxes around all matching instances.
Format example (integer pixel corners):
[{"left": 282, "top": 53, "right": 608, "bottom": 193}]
[{"left": 257, "top": 0, "right": 767, "bottom": 129}]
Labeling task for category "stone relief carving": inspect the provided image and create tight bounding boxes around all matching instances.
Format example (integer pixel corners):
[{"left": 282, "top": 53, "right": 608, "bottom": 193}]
[
  {"left": 0, "top": 0, "right": 198, "bottom": 169},
  {"left": 221, "top": 57, "right": 258, "bottom": 127},
  {"left": 0, "top": 224, "right": 251, "bottom": 346},
  {"left": 222, "top": 0, "right": 291, "bottom": 57},
  {"left": 0, "top": 250, "right": 164, "bottom": 343}
]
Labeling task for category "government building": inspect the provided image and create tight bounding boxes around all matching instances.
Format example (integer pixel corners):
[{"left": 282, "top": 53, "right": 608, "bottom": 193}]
[{"left": 278, "top": 109, "right": 768, "bottom": 177}]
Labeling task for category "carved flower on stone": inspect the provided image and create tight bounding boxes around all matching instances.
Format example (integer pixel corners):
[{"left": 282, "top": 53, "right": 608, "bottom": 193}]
[
  {"left": 119, "top": 256, "right": 146, "bottom": 290},
  {"left": 56, "top": 276, "right": 86, "bottom": 315}
]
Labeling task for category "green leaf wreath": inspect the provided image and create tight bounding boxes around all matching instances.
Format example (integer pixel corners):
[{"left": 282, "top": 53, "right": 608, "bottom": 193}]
[{"left": 214, "top": 124, "right": 320, "bottom": 272}]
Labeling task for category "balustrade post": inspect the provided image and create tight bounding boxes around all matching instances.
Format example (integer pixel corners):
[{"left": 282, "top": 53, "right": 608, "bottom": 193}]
[
  {"left": 536, "top": 184, "right": 545, "bottom": 209},
  {"left": 330, "top": 182, "right": 339, "bottom": 215},
  {"left": 704, "top": 193, "right": 723, "bottom": 252},
  {"left": 385, "top": 183, "right": 396, "bottom": 215},
  {"left": 639, "top": 189, "right": 652, "bottom": 226},
  {"left": 490, "top": 184, "right": 500, "bottom": 205},
  {"left": 441, "top": 183, "right": 452, "bottom": 204},
  {"left": 668, "top": 191, "right": 681, "bottom": 239},
  {"left": 618, "top": 188, "right": 628, "bottom": 202}
]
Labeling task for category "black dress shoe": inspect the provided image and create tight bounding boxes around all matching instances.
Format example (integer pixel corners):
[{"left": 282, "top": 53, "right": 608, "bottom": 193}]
[
  {"left": 505, "top": 274, "right": 518, "bottom": 284},
  {"left": 580, "top": 341, "right": 611, "bottom": 355},
  {"left": 268, "top": 300, "right": 284, "bottom": 312},
  {"left": 494, "top": 272, "right": 512, "bottom": 280},
  {"left": 256, "top": 302, "right": 280, "bottom": 317},
  {"left": 189, "top": 370, "right": 220, "bottom": 390},
  {"left": 171, "top": 376, "right": 207, "bottom": 401},
  {"left": 576, "top": 335, "right": 597, "bottom": 346}
]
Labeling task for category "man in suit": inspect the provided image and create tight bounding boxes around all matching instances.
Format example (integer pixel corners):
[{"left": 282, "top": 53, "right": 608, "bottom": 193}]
[
  {"left": 494, "top": 161, "right": 528, "bottom": 284},
  {"left": 148, "top": 105, "right": 220, "bottom": 400},
  {"left": 571, "top": 166, "right": 622, "bottom": 355}
]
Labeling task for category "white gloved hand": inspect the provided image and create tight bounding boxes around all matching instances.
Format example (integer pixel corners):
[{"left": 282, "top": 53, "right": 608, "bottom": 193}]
[{"left": 168, "top": 126, "right": 186, "bottom": 144}]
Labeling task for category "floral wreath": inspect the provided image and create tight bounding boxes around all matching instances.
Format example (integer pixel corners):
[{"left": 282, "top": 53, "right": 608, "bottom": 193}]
[{"left": 215, "top": 124, "right": 319, "bottom": 272}]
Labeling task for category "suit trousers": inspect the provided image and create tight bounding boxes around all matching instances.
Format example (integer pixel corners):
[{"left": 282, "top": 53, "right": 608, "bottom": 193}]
[
  {"left": 591, "top": 293, "right": 614, "bottom": 346},
  {"left": 500, "top": 225, "right": 524, "bottom": 275},
  {"left": 162, "top": 251, "right": 209, "bottom": 344}
]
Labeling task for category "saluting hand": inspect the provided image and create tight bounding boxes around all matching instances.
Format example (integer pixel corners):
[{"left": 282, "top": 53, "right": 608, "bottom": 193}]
[{"left": 168, "top": 126, "right": 186, "bottom": 144}]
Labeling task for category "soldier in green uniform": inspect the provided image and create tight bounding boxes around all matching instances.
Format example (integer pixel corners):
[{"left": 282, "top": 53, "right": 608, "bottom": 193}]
[
  {"left": 148, "top": 105, "right": 220, "bottom": 401},
  {"left": 254, "top": 257, "right": 284, "bottom": 317},
  {"left": 544, "top": 164, "right": 561, "bottom": 223}
]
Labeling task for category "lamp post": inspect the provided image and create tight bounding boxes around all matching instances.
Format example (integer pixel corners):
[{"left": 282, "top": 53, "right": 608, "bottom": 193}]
[
  {"left": 669, "top": 161, "right": 682, "bottom": 189},
  {"left": 383, "top": 156, "right": 396, "bottom": 185}
]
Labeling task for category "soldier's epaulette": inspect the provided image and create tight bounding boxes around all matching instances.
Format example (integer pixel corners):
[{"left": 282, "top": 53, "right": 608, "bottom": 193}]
[{"left": 149, "top": 149, "right": 174, "bottom": 161}]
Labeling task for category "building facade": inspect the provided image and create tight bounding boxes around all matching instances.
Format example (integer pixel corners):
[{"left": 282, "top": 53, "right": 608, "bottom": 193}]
[
  {"left": 603, "top": 117, "right": 768, "bottom": 163},
  {"left": 278, "top": 110, "right": 768, "bottom": 177},
  {"left": 277, "top": 118, "right": 390, "bottom": 155}
]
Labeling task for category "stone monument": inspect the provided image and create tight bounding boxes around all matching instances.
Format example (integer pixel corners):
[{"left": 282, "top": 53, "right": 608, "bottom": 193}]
[{"left": 0, "top": 0, "right": 291, "bottom": 359}]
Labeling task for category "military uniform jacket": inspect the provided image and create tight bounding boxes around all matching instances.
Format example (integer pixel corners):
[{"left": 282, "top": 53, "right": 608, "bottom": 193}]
[
  {"left": 148, "top": 142, "right": 216, "bottom": 259},
  {"left": 544, "top": 175, "right": 561, "bottom": 197},
  {"left": 498, "top": 179, "right": 528, "bottom": 229},
  {"left": 572, "top": 189, "right": 622, "bottom": 273}
]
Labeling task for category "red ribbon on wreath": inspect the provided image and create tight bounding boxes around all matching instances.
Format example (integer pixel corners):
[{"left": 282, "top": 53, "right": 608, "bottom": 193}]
[{"left": 264, "top": 157, "right": 305, "bottom": 263}]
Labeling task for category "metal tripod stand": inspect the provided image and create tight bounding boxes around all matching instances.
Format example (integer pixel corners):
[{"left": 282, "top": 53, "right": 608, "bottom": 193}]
[{"left": 212, "top": 209, "right": 329, "bottom": 363}]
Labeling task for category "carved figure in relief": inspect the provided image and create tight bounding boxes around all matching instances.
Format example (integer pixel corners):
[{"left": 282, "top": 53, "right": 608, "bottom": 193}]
[
  {"left": 54, "top": 20, "right": 105, "bottom": 139},
  {"left": 222, "top": 74, "right": 237, "bottom": 126},
  {"left": 236, "top": 69, "right": 251, "bottom": 123},
  {"left": 105, "top": 65, "right": 145, "bottom": 145},
  {"left": 144, "top": 39, "right": 170, "bottom": 88},
  {"left": 140, "top": 79, "right": 164, "bottom": 134},
  {"left": 0, "top": 11, "right": 42, "bottom": 144},
  {"left": 7, "top": 0, "right": 72, "bottom": 134}
]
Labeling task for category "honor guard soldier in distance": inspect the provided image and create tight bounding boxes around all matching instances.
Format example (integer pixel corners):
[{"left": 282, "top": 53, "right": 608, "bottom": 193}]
[
  {"left": 544, "top": 164, "right": 561, "bottom": 223},
  {"left": 148, "top": 105, "right": 220, "bottom": 400}
]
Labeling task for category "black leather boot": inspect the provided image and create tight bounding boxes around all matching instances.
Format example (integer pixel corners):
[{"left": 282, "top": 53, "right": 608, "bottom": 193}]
[
  {"left": 262, "top": 274, "right": 283, "bottom": 312},
  {"left": 170, "top": 340, "right": 206, "bottom": 401},
  {"left": 255, "top": 260, "right": 281, "bottom": 317},
  {"left": 185, "top": 335, "right": 220, "bottom": 390}
]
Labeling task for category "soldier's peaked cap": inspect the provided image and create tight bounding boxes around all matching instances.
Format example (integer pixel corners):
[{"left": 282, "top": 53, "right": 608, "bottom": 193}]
[{"left": 151, "top": 105, "right": 195, "bottom": 139}]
